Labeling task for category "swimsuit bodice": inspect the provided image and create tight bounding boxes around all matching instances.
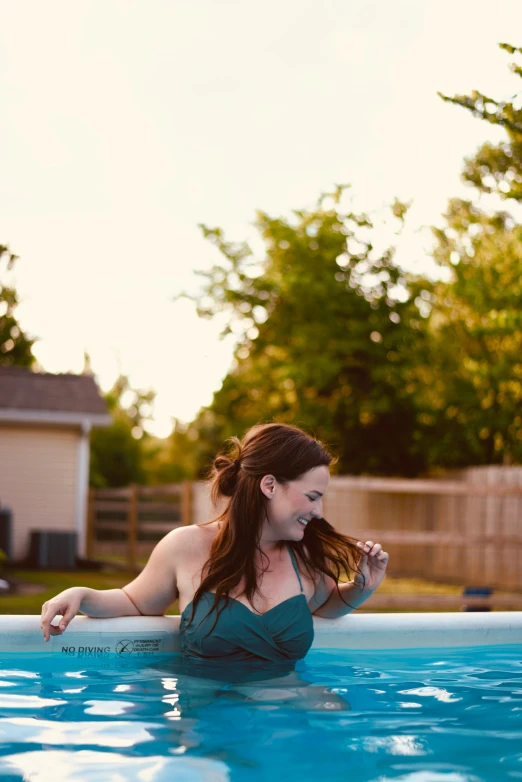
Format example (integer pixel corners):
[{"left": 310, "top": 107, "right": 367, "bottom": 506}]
[{"left": 179, "top": 545, "right": 314, "bottom": 663}]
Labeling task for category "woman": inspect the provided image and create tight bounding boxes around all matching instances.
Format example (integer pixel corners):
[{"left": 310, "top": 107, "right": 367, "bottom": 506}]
[{"left": 40, "top": 423, "right": 388, "bottom": 665}]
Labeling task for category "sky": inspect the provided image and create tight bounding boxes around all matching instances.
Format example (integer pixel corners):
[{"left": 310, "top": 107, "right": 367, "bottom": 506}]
[{"left": 1, "top": 0, "right": 521, "bottom": 436}]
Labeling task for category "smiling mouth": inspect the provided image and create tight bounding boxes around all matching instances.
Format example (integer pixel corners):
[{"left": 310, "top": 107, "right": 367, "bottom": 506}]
[{"left": 297, "top": 517, "right": 309, "bottom": 527}]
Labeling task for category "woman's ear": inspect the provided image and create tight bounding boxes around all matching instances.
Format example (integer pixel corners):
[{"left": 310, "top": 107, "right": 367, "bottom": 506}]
[{"left": 260, "top": 474, "right": 276, "bottom": 499}]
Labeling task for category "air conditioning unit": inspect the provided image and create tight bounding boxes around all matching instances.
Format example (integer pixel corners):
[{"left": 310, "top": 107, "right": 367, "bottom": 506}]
[
  {"left": 29, "top": 531, "right": 77, "bottom": 569},
  {"left": 0, "top": 507, "right": 12, "bottom": 559}
]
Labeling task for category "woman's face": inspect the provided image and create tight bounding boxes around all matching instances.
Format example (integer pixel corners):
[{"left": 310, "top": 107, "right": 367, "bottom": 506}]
[{"left": 260, "top": 465, "right": 330, "bottom": 544}]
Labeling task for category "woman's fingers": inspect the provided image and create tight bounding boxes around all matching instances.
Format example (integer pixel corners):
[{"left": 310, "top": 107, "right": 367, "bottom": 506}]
[
  {"left": 58, "top": 606, "right": 78, "bottom": 634},
  {"left": 357, "top": 540, "right": 381, "bottom": 555},
  {"left": 41, "top": 601, "right": 68, "bottom": 642},
  {"left": 40, "top": 603, "right": 56, "bottom": 642},
  {"left": 357, "top": 541, "right": 388, "bottom": 566}
]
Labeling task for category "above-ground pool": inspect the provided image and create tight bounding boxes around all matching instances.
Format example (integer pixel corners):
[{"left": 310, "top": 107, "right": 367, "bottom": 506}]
[{"left": 0, "top": 613, "right": 520, "bottom": 781}]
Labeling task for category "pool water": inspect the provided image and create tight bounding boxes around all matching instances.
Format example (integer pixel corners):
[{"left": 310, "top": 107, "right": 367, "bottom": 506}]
[{"left": 0, "top": 644, "right": 520, "bottom": 781}]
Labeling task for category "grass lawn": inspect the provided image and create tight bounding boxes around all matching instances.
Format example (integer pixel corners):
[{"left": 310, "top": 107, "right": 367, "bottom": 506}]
[
  {"left": 0, "top": 567, "right": 465, "bottom": 616},
  {"left": 0, "top": 567, "right": 180, "bottom": 616}
]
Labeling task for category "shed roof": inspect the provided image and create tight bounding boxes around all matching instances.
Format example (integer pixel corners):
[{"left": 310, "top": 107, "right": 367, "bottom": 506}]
[{"left": 0, "top": 367, "right": 111, "bottom": 427}]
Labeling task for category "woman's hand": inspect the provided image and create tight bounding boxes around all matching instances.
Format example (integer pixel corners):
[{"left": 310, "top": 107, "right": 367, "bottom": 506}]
[
  {"left": 354, "top": 540, "right": 388, "bottom": 592},
  {"left": 40, "top": 587, "right": 86, "bottom": 642}
]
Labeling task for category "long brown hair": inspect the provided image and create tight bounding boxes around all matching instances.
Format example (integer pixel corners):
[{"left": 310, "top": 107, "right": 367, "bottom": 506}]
[{"left": 183, "top": 422, "right": 364, "bottom": 633}]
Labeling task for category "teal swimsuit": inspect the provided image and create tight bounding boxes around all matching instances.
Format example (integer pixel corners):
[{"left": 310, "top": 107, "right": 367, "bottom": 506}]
[{"left": 179, "top": 545, "right": 314, "bottom": 663}]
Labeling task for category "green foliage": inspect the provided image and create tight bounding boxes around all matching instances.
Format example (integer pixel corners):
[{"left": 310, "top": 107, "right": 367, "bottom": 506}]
[
  {"left": 145, "top": 37, "right": 522, "bottom": 477},
  {"left": 438, "top": 42, "right": 522, "bottom": 202},
  {"left": 141, "top": 419, "right": 201, "bottom": 484},
  {"left": 416, "top": 200, "right": 522, "bottom": 466},
  {"left": 426, "top": 41, "right": 522, "bottom": 466},
  {"left": 0, "top": 245, "right": 36, "bottom": 367},
  {"left": 90, "top": 418, "right": 145, "bottom": 488},
  {"left": 178, "top": 187, "right": 432, "bottom": 476},
  {"left": 89, "top": 374, "right": 156, "bottom": 488},
  {"left": 103, "top": 374, "right": 156, "bottom": 434},
  {"left": 177, "top": 38, "right": 522, "bottom": 474}
]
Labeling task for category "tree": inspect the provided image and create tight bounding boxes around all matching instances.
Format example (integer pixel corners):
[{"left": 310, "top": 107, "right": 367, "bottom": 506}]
[
  {"left": 0, "top": 245, "right": 36, "bottom": 366},
  {"left": 141, "top": 419, "right": 201, "bottom": 484},
  {"left": 416, "top": 200, "right": 522, "bottom": 466},
  {"left": 438, "top": 42, "right": 522, "bottom": 204},
  {"left": 89, "top": 373, "right": 156, "bottom": 487},
  {"left": 425, "top": 41, "right": 522, "bottom": 466},
  {"left": 178, "top": 187, "right": 432, "bottom": 476}
]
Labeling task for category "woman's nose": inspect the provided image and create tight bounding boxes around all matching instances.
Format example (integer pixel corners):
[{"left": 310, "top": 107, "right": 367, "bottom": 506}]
[{"left": 312, "top": 501, "right": 323, "bottom": 518}]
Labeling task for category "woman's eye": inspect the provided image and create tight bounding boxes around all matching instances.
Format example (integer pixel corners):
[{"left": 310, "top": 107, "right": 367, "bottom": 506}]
[{"left": 307, "top": 496, "right": 316, "bottom": 502}]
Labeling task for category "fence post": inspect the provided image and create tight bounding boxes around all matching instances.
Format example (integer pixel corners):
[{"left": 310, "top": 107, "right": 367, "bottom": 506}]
[
  {"left": 182, "top": 481, "right": 192, "bottom": 525},
  {"left": 128, "top": 484, "right": 138, "bottom": 571},
  {"left": 86, "top": 487, "right": 95, "bottom": 560}
]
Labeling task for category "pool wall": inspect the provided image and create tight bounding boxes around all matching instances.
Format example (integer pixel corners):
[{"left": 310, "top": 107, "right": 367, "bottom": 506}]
[{"left": 0, "top": 613, "right": 520, "bottom": 658}]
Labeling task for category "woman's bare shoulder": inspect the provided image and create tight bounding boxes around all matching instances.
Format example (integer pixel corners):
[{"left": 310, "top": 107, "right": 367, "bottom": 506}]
[{"left": 167, "top": 521, "right": 219, "bottom": 560}]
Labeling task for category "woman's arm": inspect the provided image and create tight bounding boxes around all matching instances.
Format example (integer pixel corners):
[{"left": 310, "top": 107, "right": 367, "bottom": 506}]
[
  {"left": 311, "top": 539, "right": 388, "bottom": 619},
  {"left": 116, "top": 526, "right": 185, "bottom": 615},
  {"left": 312, "top": 577, "right": 375, "bottom": 618},
  {"left": 41, "top": 527, "right": 184, "bottom": 640}
]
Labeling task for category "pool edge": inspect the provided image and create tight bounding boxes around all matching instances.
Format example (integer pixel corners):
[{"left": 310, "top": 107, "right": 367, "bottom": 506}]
[{"left": 0, "top": 612, "right": 520, "bottom": 656}]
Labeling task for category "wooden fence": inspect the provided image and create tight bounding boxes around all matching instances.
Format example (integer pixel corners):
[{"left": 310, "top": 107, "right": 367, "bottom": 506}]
[
  {"left": 87, "top": 482, "right": 191, "bottom": 569},
  {"left": 87, "top": 468, "right": 522, "bottom": 596},
  {"left": 323, "top": 469, "right": 522, "bottom": 591}
]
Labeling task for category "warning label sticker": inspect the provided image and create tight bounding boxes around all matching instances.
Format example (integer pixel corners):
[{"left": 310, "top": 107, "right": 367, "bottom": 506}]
[
  {"left": 60, "top": 634, "right": 166, "bottom": 658},
  {"left": 115, "top": 638, "right": 162, "bottom": 654}
]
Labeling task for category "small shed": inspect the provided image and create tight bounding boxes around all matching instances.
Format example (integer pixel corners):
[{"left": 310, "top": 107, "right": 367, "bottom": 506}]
[{"left": 0, "top": 367, "right": 111, "bottom": 562}]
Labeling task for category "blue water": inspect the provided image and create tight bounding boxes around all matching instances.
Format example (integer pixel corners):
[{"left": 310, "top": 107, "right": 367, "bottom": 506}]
[{"left": 0, "top": 645, "right": 520, "bottom": 781}]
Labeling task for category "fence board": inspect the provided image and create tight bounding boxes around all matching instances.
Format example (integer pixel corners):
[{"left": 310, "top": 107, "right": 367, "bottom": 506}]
[
  {"left": 137, "top": 501, "right": 181, "bottom": 514},
  {"left": 467, "top": 475, "right": 483, "bottom": 584},
  {"left": 138, "top": 483, "right": 184, "bottom": 498},
  {"left": 332, "top": 476, "right": 522, "bottom": 495},
  {"left": 504, "top": 468, "right": 521, "bottom": 589},
  {"left": 93, "top": 501, "right": 130, "bottom": 513},
  {"left": 94, "top": 521, "right": 128, "bottom": 532},
  {"left": 128, "top": 484, "right": 138, "bottom": 570},
  {"left": 347, "top": 530, "right": 522, "bottom": 545},
  {"left": 182, "top": 480, "right": 192, "bottom": 525},
  {"left": 94, "top": 487, "right": 131, "bottom": 499},
  {"left": 86, "top": 487, "right": 95, "bottom": 560},
  {"left": 359, "top": 593, "right": 522, "bottom": 610}
]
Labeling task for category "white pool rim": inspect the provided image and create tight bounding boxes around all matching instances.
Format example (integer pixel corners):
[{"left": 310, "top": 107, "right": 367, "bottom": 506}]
[{"left": 0, "top": 613, "right": 520, "bottom": 657}]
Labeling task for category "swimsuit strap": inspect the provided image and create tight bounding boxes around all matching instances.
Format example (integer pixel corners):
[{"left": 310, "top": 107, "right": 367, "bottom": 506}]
[{"left": 287, "top": 544, "right": 304, "bottom": 593}]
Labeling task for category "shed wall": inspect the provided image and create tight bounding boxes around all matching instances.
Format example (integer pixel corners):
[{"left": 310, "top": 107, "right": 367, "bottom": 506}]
[{"left": 0, "top": 425, "right": 79, "bottom": 560}]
